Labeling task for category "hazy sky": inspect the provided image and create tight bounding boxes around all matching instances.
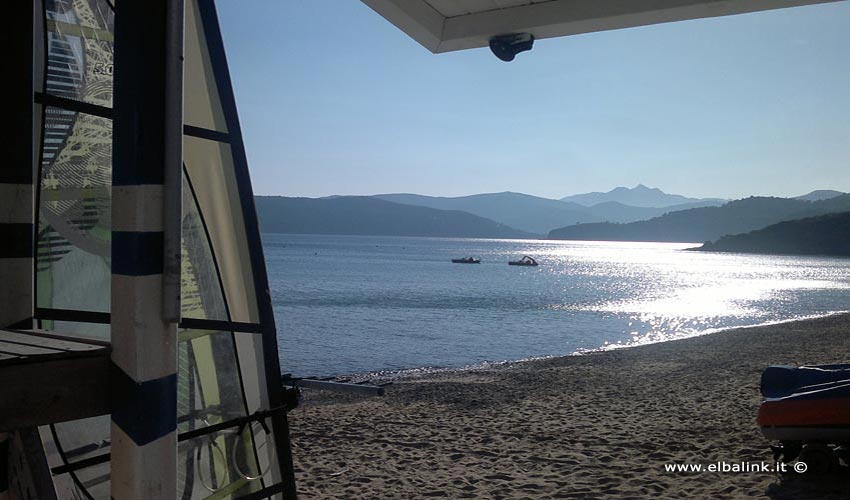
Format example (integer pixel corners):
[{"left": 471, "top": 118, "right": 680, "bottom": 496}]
[{"left": 216, "top": 1, "right": 850, "bottom": 200}]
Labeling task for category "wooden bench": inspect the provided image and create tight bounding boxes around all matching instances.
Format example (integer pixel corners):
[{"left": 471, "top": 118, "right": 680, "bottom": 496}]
[{"left": 0, "top": 329, "right": 111, "bottom": 430}]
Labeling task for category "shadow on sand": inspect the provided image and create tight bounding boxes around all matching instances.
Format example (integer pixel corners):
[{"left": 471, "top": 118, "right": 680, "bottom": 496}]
[{"left": 766, "top": 470, "right": 850, "bottom": 500}]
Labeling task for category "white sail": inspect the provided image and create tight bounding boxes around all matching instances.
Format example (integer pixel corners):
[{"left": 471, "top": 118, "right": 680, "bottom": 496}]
[{"left": 34, "top": 0, "right": 294, "bottom": 498}]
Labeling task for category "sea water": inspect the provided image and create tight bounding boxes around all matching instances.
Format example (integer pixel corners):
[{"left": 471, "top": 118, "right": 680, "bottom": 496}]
[{"left": 264, "top": 234, "right": 850, "bottom": 377}]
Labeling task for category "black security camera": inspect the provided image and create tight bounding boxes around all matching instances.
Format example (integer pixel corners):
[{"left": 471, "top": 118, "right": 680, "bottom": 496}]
[{"left": 489, "top": 33, "right": 534, "bottom": 62}]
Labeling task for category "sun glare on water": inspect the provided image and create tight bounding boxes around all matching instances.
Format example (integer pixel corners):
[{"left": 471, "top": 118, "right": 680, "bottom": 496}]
[{"left": 530, "top": 241, "right": 850, "bottom": 348}]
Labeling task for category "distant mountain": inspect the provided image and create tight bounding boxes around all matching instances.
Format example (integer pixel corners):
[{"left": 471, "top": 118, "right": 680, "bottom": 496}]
[
  {"left": 373, "top": 191, "right": 723, "bottom": 235},
  {"left": 255, "top": 196, "right": 534, "bottom": 239},
  {"left": 374, "top": 192, "right": 597, "bottom": 235},
  {"left": 578, "top": 201, "right": 660, "bottom": 222},
  {"left": 561, "top": 184, "right": 725, "bottom": 208},
  {"left": 695, "top": 212, "right": 850, "bottom": 256},
  {"left": 584, "top": 200, "right": 727, "bottom": 223},
  {"left": 794, "top": 190, "right": 845, "bottom": 202},
  {"left": 548, "top": 194, "right": 850, "bottom": 243}
]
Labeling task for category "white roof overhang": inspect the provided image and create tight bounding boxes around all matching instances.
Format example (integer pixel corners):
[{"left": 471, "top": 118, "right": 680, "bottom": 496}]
[{"left": 361, "top": 0, "right": 843, "bottom": 53}]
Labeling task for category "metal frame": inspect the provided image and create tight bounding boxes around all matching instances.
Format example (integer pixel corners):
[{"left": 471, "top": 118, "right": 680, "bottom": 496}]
[
  {"left": 35, "top": 307, "right": 264, "bottom": 334},
  {"left": 51, "top": 405, "right": 290, "bottom": 476},
  {"left": 33, "top": 94, "right": 232, "bottom": 145},
  {"left": 33, "top": 93, "right": 112, "bottom": 120}
]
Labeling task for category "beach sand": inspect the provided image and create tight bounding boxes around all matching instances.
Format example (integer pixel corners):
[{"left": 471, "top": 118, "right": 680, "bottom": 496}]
[{"left": 289, "top": 315, "right": 850, "bottom": 499}]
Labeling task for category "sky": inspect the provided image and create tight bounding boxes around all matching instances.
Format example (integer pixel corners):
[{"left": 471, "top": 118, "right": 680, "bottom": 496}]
[{"left": 216, "top": 1, "right": 850, "bottom": 200}]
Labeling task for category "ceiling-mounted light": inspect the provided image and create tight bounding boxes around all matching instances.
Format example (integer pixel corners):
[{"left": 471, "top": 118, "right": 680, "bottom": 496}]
[{"left": 489, "top": 33, "right": 534, "bottom": 62}]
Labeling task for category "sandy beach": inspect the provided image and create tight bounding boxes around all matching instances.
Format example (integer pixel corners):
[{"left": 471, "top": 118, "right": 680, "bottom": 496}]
[{"left": 289, "top": 315, "right": 850, "bottom": 499}]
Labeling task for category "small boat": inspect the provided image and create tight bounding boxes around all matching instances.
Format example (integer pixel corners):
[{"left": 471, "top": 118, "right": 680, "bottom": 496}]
[
  {"left": 757, "top": 364, "right": 850, "bottom": 469},
  {"left": 508, "top": 255, "right": 538, "bottom": 266},
  {"left": 452, "top": 257, "right": 480, "bottom": 264}
]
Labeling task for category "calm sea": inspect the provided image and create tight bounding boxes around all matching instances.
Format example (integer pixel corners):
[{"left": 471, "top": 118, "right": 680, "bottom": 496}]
[{"left": 265, "top": 234, "right": 850, "bottom": 377}]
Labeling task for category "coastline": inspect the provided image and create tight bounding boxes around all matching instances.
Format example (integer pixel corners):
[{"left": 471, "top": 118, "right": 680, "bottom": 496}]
[
  {"left": 289, "top": 313, "right": 850, "bottom": 499},
  {"left": 321, "top": 310, "right": 850, "bottom": 384}
]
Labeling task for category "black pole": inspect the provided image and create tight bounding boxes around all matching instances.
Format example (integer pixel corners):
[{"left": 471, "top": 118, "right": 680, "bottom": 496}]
[
  {"left": 0, "top": 2, "right": 35, "bottom": 498},
  {"left": 1, "top": 0, "right": 35, "bottom": 330}
]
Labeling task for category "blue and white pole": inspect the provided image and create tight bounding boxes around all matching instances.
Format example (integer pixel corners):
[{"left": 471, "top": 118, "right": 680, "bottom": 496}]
[{"left": 110, "top": 1, "right": 183, "bottom": 499}]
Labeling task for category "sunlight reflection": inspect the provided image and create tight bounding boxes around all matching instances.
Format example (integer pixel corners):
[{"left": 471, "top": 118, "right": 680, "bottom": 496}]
[{"left": 539, "top": 244, "right": 850, "bottom": 349}]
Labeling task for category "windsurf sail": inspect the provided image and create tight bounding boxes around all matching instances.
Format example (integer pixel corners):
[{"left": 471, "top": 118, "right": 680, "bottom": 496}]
[{"left": 33, "top": 0, "right": 296, "bottom": 498}]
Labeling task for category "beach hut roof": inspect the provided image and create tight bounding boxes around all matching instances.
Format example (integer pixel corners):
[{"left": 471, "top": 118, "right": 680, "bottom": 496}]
[{"left": 362, "top": 0, "right": 841, "bottom": 55}]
